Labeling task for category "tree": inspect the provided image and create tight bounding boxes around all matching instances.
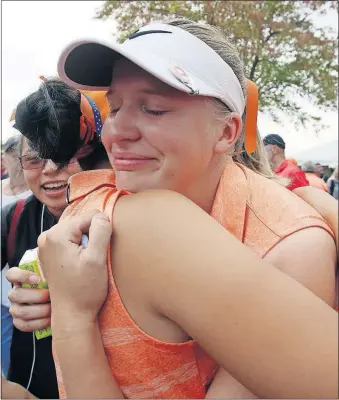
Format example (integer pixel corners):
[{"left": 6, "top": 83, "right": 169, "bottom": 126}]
[{"left": 96, "top": 1, "right": 338, "bottom": 130}]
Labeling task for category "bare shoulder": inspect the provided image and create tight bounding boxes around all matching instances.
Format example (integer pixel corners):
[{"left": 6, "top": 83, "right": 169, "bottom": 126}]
[
  {"left": 112, "top": 189, "right": 208, "bottom": 245},
  {"left": 264, "top": 228, "right": 337, "bottom": 306}
]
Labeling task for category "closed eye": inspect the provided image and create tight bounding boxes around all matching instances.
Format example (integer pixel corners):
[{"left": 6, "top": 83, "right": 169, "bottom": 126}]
[
  {"left": 109, "top": 108, "right": 119, "bottom": 116},
  {"left": 141, "top": 105, "right": 168, "bottom": 116},
  {"left": 109, "top": 107, "right": 169, "bottom": 117},
  {"left": 145, "top": 109, "right": 168, "bottom": 116}
]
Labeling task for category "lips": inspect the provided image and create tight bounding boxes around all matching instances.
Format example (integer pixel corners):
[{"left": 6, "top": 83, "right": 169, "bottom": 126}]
[
  {"left": 112, "top": 152, "right": 155, "bottom": 171},
  {"left": 41, "top": 181, "right": 68, "bottom": 192},
  {"left": 112, "top": 152, "right": 154, "bottom": 160}
]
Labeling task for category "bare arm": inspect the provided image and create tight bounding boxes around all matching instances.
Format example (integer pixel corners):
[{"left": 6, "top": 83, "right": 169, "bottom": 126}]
[
  {"left": 53, "top": 322, "right": 124, "bottom": 399},
  {"left": 206, "top": 201, "right": 337, "bottom": 398},
  {"left": 293, "top": 186, "right": 338, "bottom": 249},
  {"left": 111, "top": 190, "right": 338, "bottom": 399},
  {"left": 264, "top": 227, "right": 336, "bottom": 307}
]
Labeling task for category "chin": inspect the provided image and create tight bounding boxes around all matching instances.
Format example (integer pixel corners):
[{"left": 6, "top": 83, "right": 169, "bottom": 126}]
[
  {"left": 42, "top": 196, "right": 67, "bottom": 211},
  {"left": 115, "top": 175, "right": 164, "bottom": 193}
]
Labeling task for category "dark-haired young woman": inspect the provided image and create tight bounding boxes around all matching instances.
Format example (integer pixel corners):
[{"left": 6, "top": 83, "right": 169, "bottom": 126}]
[{"left": 1, "top": 78, "right": 109, "bottom": 398}]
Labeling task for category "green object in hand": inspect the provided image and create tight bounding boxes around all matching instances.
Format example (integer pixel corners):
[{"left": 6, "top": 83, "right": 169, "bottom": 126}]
[{"left": 19, "top": 255, "right": 52, "bottom": 340}]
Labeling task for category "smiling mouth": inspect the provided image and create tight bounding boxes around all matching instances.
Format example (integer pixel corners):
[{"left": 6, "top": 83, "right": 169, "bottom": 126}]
[{"left": 41, "top": 182, "right": 68, "bottom": 192}]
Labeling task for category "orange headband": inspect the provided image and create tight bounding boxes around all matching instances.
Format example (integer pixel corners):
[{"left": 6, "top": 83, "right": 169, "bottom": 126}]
[
  {"left": 79, "top": 93, "right": 97, "bottom": 144},
  {"left": 244, "top": 80, "right": 259, "bottom": 154},
  {"left": 80, "top": 90, "right": 110, "bottom": 139}
]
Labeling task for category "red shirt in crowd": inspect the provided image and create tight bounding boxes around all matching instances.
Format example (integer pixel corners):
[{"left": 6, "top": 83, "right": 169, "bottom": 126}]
[{"left": 275, "top": 159, "right": 309, "bottom": 191}]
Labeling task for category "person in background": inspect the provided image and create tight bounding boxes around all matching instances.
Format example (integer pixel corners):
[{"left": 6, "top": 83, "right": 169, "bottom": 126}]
[
  {"left": 1, "top": 136, "right": 81, "bottom": 399},
  {"left": 1, "top": 132, "right": 31, "bottom": 379},
  {"left": 263, "top": 133, "right": 309, "bottom": 190},
  {"left": 327, "top": 166, "right": 339, "bottom": 200},
  {"left": 2, "top": 134, "right": 31, "bottom": 207},
  {"left": 2, "top": 78, "right": 108, "bottom": 399},
  {"left": 314, "top": 162, "right": 324, "bottom": 179},
  {"left": 302, "top": 161, "right": 328, "bottom": 192},
  {"left": 322, "top": 165, "right": 333, "bottom": 183}
]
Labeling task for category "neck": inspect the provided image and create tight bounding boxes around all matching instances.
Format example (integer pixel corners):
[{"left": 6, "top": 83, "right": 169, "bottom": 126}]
[
  {"left": 272, "top": 154, "right": 285, "bottom": 171},
  {"left": 46, "top": 206, "right": 63, "bottom": 219},
  {"left": 180, "top": 157, "right": 228, "bottom": 214}
]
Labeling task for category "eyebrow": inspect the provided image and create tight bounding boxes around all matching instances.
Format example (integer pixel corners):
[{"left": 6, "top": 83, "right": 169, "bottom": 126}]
[{"left": 106, "top": 87, "right": 171, "bottom": 98}]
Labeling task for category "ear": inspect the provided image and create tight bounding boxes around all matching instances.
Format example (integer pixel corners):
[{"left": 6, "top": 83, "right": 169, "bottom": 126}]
[{"left": 214, "top": 114, "right": 242, "bottom": 155}]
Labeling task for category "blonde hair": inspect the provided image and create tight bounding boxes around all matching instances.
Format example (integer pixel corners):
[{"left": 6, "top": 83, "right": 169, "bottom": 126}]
[{"left": 165, "top": 18, "right": 288, "bottom": 186}]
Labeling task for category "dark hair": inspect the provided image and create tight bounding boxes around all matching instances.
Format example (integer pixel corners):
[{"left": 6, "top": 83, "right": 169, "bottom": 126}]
[
  {"left": 77, "top": 143, "right": 108, "bottom": 170},
  {"left": 14, "top": 78, "right": 108, "bottom": 170},
  {"left": 263, "top": 134, "right": 286, "bottom": 150}
]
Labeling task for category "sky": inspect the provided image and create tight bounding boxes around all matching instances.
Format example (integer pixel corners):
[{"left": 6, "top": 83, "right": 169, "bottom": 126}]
[{"left": 1, "top": 1, "right": 338, "bottom": 158}]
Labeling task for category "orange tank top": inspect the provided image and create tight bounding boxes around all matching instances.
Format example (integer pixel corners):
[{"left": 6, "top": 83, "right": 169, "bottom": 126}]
[{"left": 55, "top": 163, "right": 334, "bottom": 399}]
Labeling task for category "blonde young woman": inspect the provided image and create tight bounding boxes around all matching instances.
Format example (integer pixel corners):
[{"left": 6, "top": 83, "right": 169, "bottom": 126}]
[{"left": 8, "top": 19, "right": 338, "bottom": 399}]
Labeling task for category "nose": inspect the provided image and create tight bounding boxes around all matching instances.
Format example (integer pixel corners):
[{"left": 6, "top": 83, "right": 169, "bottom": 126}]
[
  {"left": 42, "top": 159, "right": 59, "bottom": 173},
  {"left": 106, "top": 107, "right": 141, "bottom": 143}
]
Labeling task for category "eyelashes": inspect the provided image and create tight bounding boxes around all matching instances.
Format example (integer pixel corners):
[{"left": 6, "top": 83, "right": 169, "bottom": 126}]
[
  {"left": 109, "top": 105, "right": 168, "bottom": 117},
  {"left": 145, "top": 109, "right": 168, "bottom": 116}
]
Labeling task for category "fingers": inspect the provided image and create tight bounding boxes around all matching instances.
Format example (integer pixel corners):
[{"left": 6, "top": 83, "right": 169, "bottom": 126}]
[
  {"left": 8, "top": 286, "right": 51, "bottom": 333},
  {"left": 85, "top": 212, "right": 112, "bottom": 265},
  {"left": 12, "top": 317, "right": 51, "bottom": 333},
  {"left": 10, "top": 302, "right": 51, "bottom": 321},
  {"left": 6, "top": 267, "right": 40, "bottom": 287},
  {"left": 38, "top": 209, "right": 102, "bottom": 248},
  {"left": 8, "top": 287, "right": 50, "bottom": 305}
]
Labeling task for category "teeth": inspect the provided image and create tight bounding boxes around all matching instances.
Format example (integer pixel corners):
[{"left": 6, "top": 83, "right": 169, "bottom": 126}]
[{"left": 43, "top": 183, "right": 67, "bottom": 190}]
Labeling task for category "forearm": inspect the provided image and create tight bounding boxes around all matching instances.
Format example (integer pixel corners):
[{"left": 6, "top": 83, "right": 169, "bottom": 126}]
[{"left": 53, "top": 322, "right": 124, "bottom": 399}]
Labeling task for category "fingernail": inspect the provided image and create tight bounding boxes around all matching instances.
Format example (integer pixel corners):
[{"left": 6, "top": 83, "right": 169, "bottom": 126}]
[{"left": 29, "top": 275, "right": 40, "bottom": 284}]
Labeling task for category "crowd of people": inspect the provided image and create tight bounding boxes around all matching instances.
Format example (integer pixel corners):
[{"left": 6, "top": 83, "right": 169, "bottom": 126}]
[{"left": 1, "top": 17, "right": 338, "bottom": 400}]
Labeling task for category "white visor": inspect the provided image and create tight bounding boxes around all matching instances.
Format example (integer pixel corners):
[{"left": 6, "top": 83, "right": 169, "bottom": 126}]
[{"left": 58, "top": 23, "right": 245, "bottom": 115}]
